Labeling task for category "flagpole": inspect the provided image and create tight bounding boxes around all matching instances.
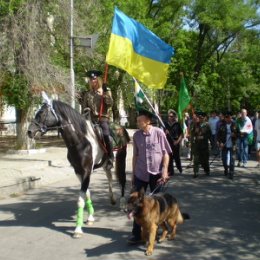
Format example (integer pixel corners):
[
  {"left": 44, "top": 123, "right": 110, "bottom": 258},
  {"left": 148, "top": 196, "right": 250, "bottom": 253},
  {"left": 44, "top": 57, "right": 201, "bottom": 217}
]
[
  {"left": 69, "top": 0, "right": 75, "bottom": 108},
  {"left": 133, "top": 78, "right": 166, "bottom": 129},
  {"left": 103, "top": 63, "right": 109, "bottom": 84}
]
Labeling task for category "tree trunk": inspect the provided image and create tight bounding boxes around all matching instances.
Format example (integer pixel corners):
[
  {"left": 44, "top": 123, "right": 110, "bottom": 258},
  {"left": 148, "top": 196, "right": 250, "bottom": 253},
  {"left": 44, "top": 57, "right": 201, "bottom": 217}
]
[{"left": 15, "top": 107, "right": 35, "bottom": 150}]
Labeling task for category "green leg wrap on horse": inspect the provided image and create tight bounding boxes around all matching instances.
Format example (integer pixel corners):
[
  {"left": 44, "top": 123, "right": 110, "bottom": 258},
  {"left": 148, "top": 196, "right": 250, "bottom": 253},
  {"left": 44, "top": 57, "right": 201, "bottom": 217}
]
[
  {"left": 85, "top": 199, "right": 94, "bottom": 215},
  {"left": 76, "top": 207, "right": 84, "bottom": 227}
]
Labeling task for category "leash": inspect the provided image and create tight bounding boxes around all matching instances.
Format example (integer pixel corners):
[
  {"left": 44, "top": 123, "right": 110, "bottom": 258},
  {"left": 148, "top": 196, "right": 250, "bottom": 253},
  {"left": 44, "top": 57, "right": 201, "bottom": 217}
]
[
  {"left": 209, "top": 152, "right": 220, "bottom": 166},
  {"left": 149, "top": 181, "right": 169, "bottom": 196}
]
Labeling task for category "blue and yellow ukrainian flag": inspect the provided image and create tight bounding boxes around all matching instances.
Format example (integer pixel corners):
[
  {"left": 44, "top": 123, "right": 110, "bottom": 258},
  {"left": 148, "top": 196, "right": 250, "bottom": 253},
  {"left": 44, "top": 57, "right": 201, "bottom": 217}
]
[{"left": 106, "top": 7, "right": 174, "bottom": 89}]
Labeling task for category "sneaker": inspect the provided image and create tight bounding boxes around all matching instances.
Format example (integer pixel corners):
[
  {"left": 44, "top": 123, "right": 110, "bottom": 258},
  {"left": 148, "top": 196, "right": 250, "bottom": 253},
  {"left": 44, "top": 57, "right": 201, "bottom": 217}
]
[
  {"left": 242, "top": 163, "right": 247, "bottom": 168},
  {"left": 256, "top": 163, "right": 260, "bottom": 168},
  {"left": 127, "top": 236, "right": 144, "bottom": 245},
  {"left": 237, "top": 162, "right": 241, "bottom": 167}
]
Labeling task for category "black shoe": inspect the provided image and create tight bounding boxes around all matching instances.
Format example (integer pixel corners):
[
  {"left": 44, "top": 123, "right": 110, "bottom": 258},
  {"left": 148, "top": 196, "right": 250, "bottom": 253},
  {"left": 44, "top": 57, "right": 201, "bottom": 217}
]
[
  {"left": 224, "top": 170, "right": 228, "bottom": 176},
  {"left": 205, "top": 171, "right": 210, "bottom": 176},
  {"left": 193, "top": 173, "right": 198, "bottom": 178},
  {"left": 127, "top": 236, "right": 144, "bottom": 245},
  {"left": 228, "top": 172, "right": 234, "bottom": 180}
]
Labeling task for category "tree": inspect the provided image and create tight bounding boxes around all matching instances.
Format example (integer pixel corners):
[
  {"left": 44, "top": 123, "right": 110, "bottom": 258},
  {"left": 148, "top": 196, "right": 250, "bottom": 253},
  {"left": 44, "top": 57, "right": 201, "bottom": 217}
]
[{"left": 0, "top": 0, "right": 259, "bottom": 150}]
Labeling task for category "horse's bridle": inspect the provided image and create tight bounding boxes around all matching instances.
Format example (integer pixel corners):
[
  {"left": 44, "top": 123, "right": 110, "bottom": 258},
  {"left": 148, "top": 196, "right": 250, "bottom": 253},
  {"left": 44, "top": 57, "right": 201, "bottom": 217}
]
[{"left": 33, "top": 103, "right": 60, "bottom": 134}]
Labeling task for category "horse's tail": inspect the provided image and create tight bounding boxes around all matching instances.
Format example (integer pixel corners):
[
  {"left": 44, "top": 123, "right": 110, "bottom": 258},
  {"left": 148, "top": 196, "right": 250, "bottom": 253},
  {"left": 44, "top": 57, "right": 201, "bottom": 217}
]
[{"left": 114, "top": 145, "right": 127, "bottom": 197}]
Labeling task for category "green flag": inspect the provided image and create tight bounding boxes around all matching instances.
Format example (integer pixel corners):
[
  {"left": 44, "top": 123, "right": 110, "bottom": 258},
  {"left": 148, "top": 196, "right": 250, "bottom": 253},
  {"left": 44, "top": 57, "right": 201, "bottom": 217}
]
[{"left": 178, "top": 78, "right": 191, "bottom": 120}]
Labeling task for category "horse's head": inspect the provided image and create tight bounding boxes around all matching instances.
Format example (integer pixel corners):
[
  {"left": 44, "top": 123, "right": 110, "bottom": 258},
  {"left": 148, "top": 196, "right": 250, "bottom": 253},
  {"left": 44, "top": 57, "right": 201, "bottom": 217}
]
[{"left": 28, "top": 93, "right": 59, "bottom": 139}]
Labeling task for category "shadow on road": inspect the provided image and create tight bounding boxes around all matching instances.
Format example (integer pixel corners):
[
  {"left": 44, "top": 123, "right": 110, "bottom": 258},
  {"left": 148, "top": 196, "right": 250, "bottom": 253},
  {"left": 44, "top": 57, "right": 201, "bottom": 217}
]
[{"left": 0, "top": 168, "right": 259, "bottom": 259}]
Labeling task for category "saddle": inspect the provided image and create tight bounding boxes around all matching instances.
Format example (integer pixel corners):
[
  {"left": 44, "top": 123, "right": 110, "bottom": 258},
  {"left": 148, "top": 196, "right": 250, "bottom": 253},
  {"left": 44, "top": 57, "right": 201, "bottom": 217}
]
[
  {"left": 83, "top": 108, "right": 130, "bottom": 151},
  {"left": 93, "top": 122, "right": 130, "bottom": 151}
]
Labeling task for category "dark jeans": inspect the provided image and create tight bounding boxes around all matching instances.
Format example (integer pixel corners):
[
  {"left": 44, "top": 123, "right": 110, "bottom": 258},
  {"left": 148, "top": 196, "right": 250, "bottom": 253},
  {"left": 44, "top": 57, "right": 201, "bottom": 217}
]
[
  {"left": 131, "top": 175, "right": 162, "bottom": 239},
  {"left": 99, "top": 120, "right": 113, "bottom": 159},
  {"left": 99, "top": 120, "right": 110, "bottom": 135},
  {"left": 168, "top": 143, "right": 182, "bottom": 175},
  {"left": 237, "top": 135, "right": 249, "bottom": 164},
  {"left": 221, "top": 147, "right": 235, "bottom": 173}
]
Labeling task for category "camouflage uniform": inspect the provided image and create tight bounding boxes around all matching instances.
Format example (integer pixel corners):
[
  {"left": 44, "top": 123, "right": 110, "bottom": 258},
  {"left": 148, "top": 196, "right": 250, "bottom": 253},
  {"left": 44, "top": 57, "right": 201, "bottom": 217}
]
[
  {"left": 80, "top": 88, "right": 113, "bottom": 124},
  {"left": 79, "top": 70, "right": 114, "bottom": 170},
  {"left": 190, "top": 116, "right": 211, "bottom": 177}
]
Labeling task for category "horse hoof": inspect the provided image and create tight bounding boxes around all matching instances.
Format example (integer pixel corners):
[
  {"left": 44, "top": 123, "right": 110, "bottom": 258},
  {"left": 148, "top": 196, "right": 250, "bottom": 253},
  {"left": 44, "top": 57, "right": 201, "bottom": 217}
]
[
  {"left": 111, "top": 199, "right": 116, "bottom": 205},
  {"left": 119, "top": 197, "right": 126, "bottom": 211},
  {"left": 86, "top": 220, "right": 94, "bottom": 226},
  {"left": 73, "top": 232, "right": 83, "bottom": 239}
]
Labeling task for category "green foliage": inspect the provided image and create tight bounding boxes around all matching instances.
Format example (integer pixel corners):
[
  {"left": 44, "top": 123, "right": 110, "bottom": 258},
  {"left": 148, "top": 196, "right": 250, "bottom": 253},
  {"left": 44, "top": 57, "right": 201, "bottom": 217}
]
[
  {"left": 1, "top": 72, "right": 31, "bottom": 110},
  {"left": 0, "top": 0, "right": 260, "bottom": 120},
  {"left": 0, "top": 0, "right": 26, "bottom": 16}
]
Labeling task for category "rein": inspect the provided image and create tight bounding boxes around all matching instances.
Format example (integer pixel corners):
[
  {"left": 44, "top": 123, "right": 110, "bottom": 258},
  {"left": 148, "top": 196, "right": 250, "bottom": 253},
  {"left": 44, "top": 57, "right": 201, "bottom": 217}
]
[
  {"left": 34, "top": 102, "right": 73, "bottom": 134},
  {"left": 45, "top": 123, "right": 72, "bottom": 131}
]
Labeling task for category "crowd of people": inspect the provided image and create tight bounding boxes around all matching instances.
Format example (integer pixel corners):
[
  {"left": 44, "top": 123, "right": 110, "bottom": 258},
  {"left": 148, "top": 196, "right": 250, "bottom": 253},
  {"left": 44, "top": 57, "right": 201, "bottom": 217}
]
[
  {"left": 181, "top": 108, "right": 259, "bottom": 179},
  {"left": 79, "top": 69, "right": 259, "bottom": 245}
]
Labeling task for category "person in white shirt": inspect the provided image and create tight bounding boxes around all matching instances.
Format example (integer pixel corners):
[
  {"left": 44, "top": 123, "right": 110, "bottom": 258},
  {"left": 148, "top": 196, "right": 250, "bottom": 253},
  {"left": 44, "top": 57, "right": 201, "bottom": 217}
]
[
  {"left": 208, "top": 111, "right": 219, "bottom": 154},
  {"left": 236, "top": 109, "right": 253, "bottom": 167}
]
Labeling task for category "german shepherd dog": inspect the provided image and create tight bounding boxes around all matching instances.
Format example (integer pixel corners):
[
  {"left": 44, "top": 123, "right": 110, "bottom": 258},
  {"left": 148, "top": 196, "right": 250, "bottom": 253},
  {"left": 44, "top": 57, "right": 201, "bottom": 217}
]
[{"left": 126, "top": 189, "right": 190, "bottom": 256}]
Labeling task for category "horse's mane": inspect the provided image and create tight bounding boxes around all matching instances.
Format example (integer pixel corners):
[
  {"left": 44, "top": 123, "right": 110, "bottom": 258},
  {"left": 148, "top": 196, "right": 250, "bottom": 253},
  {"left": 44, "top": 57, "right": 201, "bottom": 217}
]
[{"left": 52, "top": 100, "right": 87, "bottom": 135}]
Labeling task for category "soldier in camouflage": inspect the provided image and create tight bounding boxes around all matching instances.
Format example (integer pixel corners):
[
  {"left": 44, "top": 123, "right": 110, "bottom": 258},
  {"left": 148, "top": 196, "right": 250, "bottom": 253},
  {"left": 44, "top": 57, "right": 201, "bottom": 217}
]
[
  {"left": 190, "top": 112, "right": 211, "bottom": 178},
  {"left": 80, "top": 70, "right": 114, "bottom": 169}
]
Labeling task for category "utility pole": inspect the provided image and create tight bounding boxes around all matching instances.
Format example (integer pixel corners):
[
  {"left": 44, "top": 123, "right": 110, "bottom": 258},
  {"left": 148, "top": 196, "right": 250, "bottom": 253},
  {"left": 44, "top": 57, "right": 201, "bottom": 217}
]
[
  {"left": 70, "top": 0, "right": 75, "bottom": 108},
  {"left": 69, "top": 0, "right": 98, "bottom": 109}
]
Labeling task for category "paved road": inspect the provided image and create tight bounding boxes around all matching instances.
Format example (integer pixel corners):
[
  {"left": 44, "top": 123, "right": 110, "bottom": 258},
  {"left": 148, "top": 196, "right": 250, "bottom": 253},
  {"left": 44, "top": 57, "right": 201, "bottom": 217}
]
[{"left": 0, "top": 144, "right": 260, "bottom": 260}]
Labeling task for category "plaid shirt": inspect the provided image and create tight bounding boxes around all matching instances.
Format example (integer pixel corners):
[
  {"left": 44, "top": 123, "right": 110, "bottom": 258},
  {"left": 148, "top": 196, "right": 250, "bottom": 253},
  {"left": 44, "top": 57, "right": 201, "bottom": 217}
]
[{"left": 133, "top": 126, "right": 172, "bottom": 182}]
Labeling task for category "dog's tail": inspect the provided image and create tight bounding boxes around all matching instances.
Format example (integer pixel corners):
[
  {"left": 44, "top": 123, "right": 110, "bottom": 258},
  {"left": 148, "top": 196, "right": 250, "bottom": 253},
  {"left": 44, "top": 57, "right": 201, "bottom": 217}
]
[{"left": 182, "top": 213, "right": 190, "bottom": 220}]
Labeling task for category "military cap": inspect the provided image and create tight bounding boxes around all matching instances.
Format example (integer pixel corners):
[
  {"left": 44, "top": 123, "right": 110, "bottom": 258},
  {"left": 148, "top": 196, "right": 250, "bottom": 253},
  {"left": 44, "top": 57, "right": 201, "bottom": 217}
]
[
  {"left": 195, "top": 111, "right": 206, "bottom": 117},
  {"left": 224, "top": 111, "right": 232, "bottom": 117},
  {"left": 86, "top": 70, "right": 102, "bottom": 79},
  {"left": 200, "top": 112, "right": 207, "bottom": 117},
  {"left": 195, "top": 110, "right": 202, "bottom": 116}
]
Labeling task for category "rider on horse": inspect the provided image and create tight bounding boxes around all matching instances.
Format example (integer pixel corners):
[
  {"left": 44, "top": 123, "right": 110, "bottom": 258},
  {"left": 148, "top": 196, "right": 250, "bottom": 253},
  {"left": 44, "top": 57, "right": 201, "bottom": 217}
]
[{"left": 79, "top": 69, "right": 114, "bottom": 170}]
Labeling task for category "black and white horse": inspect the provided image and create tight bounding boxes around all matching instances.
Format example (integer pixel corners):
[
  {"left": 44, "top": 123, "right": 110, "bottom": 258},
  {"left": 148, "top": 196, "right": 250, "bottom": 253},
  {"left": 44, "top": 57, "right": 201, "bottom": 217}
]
[{"left": 27, "top": 93, "right": 130, "bottom": 238}]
